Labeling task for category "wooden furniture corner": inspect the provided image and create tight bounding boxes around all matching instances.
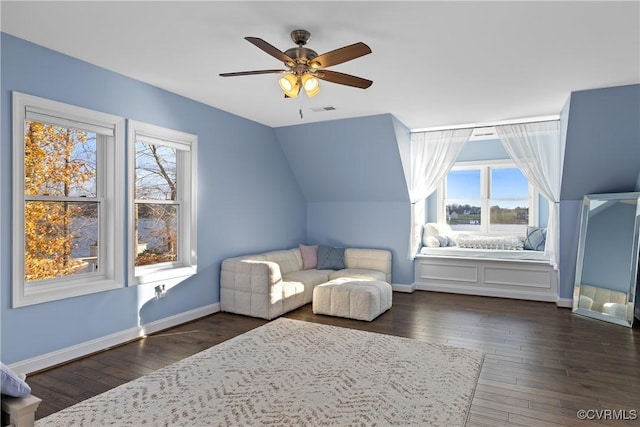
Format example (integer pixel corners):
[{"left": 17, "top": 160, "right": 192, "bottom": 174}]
[{"left": 1, "top": 394, "right": 42, "bottom": 427}]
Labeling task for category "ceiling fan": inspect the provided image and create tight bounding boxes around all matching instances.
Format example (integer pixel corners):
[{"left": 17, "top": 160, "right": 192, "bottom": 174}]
[{"left": 219, "top": 29, "right": 372, "bottom": 99}]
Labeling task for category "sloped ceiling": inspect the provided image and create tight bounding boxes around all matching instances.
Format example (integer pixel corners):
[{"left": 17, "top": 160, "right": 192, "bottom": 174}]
[
  {"left": 275, "top": 114, "right": 409, "bottom": 202},
  {"left": 561, "top": 84, "right": 640, "bottom": 199},
  {"left": 1, "top": 1, "right": 638, "bottom": 129}
]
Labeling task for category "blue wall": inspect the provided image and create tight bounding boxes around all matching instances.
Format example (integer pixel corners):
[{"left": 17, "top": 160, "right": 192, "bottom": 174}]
[
  {"left": 274, "top": 114, "right": 414, "bottom": 284},
  {"left": 559, "top": 84, "right": 640, "bottom": 299},
  {"left": 2, "top": 32, "right": 638, "bottom": 365},
  {"left": 0, "top": 34, "right": 307, "bottom": 364},
  {"left": 560, "top": 85, "right": 640, "bottom": 200}
]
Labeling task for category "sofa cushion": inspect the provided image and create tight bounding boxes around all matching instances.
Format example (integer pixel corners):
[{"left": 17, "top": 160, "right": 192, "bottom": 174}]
[
  {"left": 283, "top": 270, "right": 333, "bottom": 303},
  {"left": 317, "top": 246, "right": 345, "bottom": 270},
  {"left": 264, "top": 249, "right": 303, "bottom": 274},
  {"left": 344, "top": 248, "right": 392, "bottom": 283},
  {"left": 329, "top": 269, "right": 387, "bottom": 282}
]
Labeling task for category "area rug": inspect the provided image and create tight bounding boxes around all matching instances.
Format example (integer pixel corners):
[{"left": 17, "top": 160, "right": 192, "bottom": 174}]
[{"left": 36, "top": 318, "right": 484, "bottom": 426}]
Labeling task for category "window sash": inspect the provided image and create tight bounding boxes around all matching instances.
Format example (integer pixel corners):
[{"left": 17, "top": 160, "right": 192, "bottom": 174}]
[
  {"left": 134, "top": 133, "right": 191, "bottom": 152},
  {"left": 128, "top": 120, "right": 197, "bottom": 286},
  {"left": 439, "top": 160, "right": 536, "bottom": 234},
  {"left": 26, "top": 106, "right": 115, "bottom": 136}
]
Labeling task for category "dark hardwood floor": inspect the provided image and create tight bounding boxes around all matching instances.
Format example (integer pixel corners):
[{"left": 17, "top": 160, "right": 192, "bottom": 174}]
[{"left": 26, "top": 291, "right": 640, "bottom": 426}]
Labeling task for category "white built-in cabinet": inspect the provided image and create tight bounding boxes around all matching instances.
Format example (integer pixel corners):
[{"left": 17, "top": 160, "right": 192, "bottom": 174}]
[{"left": 414, "top": 255, "right": 558, "bottom": 302}]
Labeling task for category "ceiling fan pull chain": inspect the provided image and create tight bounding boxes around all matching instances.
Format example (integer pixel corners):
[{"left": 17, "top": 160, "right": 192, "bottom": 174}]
[{"left": 299, "top": 97, "right": 304, "bottom": 119}]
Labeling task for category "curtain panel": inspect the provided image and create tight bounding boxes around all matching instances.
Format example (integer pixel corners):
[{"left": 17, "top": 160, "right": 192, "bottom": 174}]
[
  {"left": 408, "top": 129, "right": 472, "bottom": 257},
  {"left": 495, "top": 120, "right": 564, "bottom": 269}
]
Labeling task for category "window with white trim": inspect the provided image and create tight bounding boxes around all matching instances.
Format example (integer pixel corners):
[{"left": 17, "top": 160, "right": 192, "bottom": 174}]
[
  {"left": 12, "top": 92, "right": 124, "bottom": 307},
  {"left": 438, "top": 159, "right": 537, "bottom": 235},
  {"left": 128, "top": 120, "right": 197, "bottom": 286}
]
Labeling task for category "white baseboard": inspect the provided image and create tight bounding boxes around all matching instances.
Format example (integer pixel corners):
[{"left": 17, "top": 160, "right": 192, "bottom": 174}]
[
  {"left": 415, "top": 283, "right": 559, "bottom": 303},
  {"left": 556, "top": 297, "right": 573, "bottom": 308},
  {"left": 392, "top": 283, "right": 415, "bottom": 293},
  {"left": 10, "top": 303, "right": 220, "bottom": 375}
]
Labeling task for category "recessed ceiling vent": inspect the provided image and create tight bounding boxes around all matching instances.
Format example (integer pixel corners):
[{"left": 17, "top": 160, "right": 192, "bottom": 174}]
[
  {"left": 470, "top": 126, "right": 497, "bottom": 140},
  {"left": 310, "top": 106, "right": 336, "bottom": 112}
]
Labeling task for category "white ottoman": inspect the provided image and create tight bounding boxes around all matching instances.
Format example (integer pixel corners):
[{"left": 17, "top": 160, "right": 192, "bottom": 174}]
[{"left": 312, "top": 279, "right": 392, "bottom": 321}]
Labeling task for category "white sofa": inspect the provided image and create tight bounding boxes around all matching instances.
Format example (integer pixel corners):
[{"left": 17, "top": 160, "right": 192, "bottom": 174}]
[{"left": 220, "top": 247, "right": 392, "bottom": 320}]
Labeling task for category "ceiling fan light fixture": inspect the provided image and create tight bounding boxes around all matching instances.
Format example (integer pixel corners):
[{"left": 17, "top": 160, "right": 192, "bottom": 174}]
[
  {"left": 301, "top": 74, "right": 321, "bottom": 98},
  {"left": 279, "top": 74, "right": 300, "bottom": 98}
]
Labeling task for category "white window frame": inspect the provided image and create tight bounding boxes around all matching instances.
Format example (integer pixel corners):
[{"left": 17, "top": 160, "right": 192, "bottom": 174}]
[
  {"left": 127, "top": 120, "right": 197, "bottom": 286},
  {"left": 437, "top": 159, "right": 538, "bottom": 235},
  {"left": 12, "top": 92, "right": 124, "bottom": 307}
]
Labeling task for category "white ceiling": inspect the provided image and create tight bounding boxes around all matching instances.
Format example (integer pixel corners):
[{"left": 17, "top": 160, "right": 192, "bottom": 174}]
[{"left": 1, "top": 1, "right": 639, "bottom": 129}]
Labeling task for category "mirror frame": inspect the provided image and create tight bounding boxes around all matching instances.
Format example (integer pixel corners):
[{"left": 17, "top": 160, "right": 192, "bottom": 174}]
[{"left": 572, "top": 192, "right": 640, "bottom": 327}]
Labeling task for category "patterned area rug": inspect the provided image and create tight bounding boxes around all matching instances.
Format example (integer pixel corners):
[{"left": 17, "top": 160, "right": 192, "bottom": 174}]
[{"left": 36, "top": 318, "right": 484, "bottom": 426}]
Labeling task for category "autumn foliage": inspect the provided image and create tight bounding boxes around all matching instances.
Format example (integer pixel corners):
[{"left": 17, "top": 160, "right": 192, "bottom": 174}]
[{"left": 24, "top": 121, "right": 94, "bottom": 281}]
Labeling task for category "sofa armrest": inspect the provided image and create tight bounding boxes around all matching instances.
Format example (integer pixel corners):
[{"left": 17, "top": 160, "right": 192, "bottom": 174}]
[
  {"left": 220, "top": 258, "right": 285, "bottom": 319},
  {"left": 221, "top": 258, "right": 283, "bottom": 293},
  {"left": 1, "top": 394, "right": 41, "bottom": 427}
]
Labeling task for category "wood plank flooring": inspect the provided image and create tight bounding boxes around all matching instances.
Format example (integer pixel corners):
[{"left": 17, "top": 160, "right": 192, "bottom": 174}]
[{"left": 25, "top": 291, "right": 640, "bottom": 426}]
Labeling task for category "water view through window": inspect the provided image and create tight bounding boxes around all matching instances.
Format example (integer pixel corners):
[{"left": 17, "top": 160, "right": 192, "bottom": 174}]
[
  {"left": 134, "top": 141, "right": 178, "bottom": 266},
  {"left": 446, "top": 167, "right": 529, "bottom": 233}
]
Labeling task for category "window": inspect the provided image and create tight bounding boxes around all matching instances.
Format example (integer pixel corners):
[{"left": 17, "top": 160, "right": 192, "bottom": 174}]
[
  {"left": 438, "top": 160, "right": 537, "bottom": 234},
  {"left": 12, "top": 92, "right": 124, "bottom": 307},
  {"left": 128, "top": 121, "right": 197, "bottom": 285}
]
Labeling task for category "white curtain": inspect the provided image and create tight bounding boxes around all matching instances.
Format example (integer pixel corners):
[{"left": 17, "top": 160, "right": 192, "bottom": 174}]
[
  {"left": 495, "top": 121, "right": 564, "bottom": 269},
  {"left": 408, "top": 128, "right": 473, "bottom": 257}
]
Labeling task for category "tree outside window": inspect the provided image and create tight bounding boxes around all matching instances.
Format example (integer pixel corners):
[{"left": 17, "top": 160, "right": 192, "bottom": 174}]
[
  {"left": 24, "top": 121, "right": 99, "bottom": 281},
  {"left": 134, "top": 142, "right": 178, "bottom": 266},
  {"left": 128, "top": 120, "right": 197, "bottom": 286},
  {"left": 13, "top": 92, "right": 124, "bottom": 307}
]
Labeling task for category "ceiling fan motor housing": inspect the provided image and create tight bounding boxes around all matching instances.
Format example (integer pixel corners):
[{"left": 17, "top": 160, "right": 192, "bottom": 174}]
[
  {"left": 284, "top": 47, "right": 318, "bottom": 67},
  {"left": 290, "top": 29, "right": 311, "bottom": 46}
]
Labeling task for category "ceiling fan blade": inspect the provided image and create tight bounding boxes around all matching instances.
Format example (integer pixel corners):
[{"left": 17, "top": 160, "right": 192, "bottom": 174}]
[
  {"left": 311, "top": 42, "right": 371, "bottom": 69},
  {"left": 245, "top": 37, "right": 295, "bottom": 64},
  {"left": 219, "top": 69, "right": 286, "bottom": 77},
  {"left": 316, "top": 70, "right": 373, "bottom": 89}
]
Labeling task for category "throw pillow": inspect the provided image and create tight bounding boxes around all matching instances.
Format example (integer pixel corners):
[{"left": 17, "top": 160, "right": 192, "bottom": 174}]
[
  {"left": 299, "top": 244, "right": 318, "bottom": 270},
  {"left": 316, "top": 246, "right": 345, "bottom": 270},
  {"left": 1, "top": 362, "right": 31, "bottom": 397},
  {"left": 424, "top": 236, "right": 440, "bottom": 248},
  {"left": 434, "top": 235, "right": 451, "bottom": 247},
  {"left": 524, "top": 226, "right": 547, "bottom": 251}
]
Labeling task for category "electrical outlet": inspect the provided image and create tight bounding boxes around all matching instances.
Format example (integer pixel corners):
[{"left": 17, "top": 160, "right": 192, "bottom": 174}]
[{"left": 154, "top": 284, "right": 167, "bottom": 299}]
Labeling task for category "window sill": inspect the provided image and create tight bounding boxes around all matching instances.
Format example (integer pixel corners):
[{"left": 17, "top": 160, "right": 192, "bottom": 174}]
[
  {"left": 15, "top": 279, "right": 122, "bottom": 308},
  {"left": 131, "top": 265, "right": 197, "bottom": 287}
]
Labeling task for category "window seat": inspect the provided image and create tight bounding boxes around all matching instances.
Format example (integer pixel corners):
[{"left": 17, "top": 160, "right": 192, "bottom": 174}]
[
  {"left": 414, "top": 247, "right": 558, "bottom": 303},
  {"left": 418, "top": 246, "right": 550, "bottom": 262}
]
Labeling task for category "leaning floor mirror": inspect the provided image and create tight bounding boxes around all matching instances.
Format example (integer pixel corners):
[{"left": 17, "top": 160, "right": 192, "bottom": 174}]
[{"left": 573, "top": 192, "right": 640, "bottom": 327}]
